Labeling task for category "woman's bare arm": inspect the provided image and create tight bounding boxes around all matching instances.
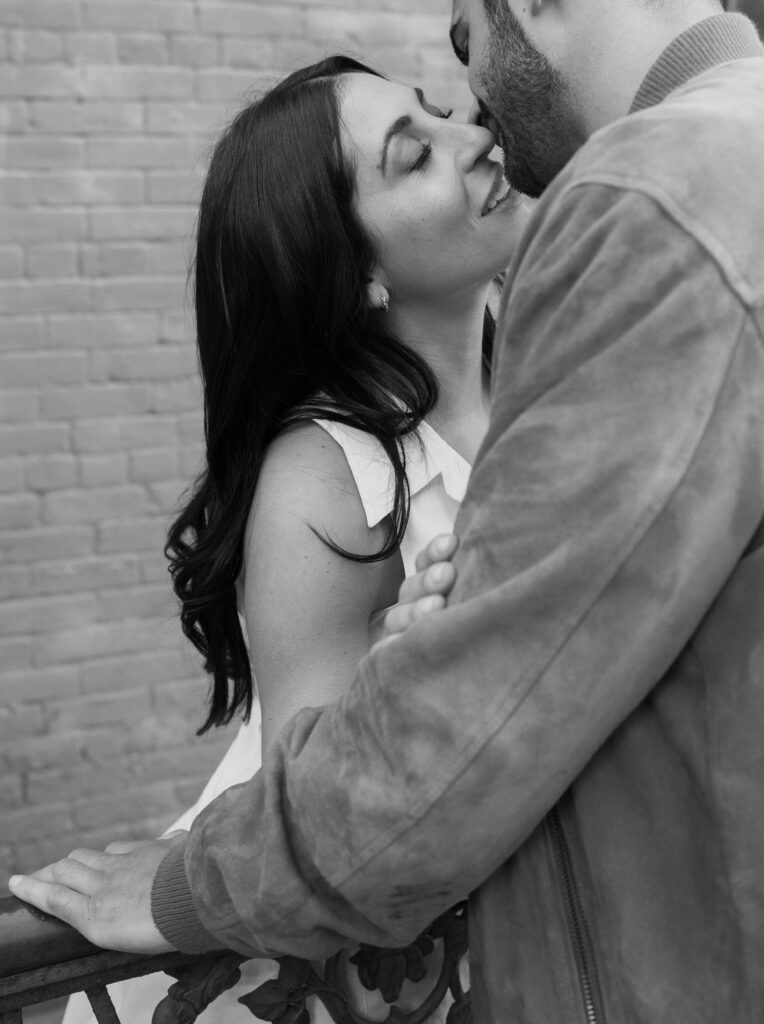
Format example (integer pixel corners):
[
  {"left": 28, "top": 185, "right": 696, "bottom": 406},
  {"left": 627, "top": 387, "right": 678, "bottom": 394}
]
[{"left": 242, "top": 422, "right": 403, "bottom": 750}]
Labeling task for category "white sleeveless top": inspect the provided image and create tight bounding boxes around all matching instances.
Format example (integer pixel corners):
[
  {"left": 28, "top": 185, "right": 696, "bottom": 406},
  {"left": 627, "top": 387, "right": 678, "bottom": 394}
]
[
  {"left": 314, "top": 418, "right": 471, "bottom": 576},
  {"left": 62, "top": 419, "right": 470, "bottom": 1024}
]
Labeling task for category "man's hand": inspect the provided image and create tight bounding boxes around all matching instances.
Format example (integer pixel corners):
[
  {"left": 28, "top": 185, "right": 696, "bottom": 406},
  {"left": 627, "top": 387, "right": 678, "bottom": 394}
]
[
  {"left": 7, "top": 832, "right": 186, "bottom": 954},
  {"left": 382, "top": 533, "right": 459, "bottom": 639}
]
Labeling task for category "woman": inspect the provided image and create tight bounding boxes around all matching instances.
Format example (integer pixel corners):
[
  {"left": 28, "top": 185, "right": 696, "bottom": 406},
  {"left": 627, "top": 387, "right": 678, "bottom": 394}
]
[{"left": 62, "top": 54, "right": 528, "bottom": 1023}]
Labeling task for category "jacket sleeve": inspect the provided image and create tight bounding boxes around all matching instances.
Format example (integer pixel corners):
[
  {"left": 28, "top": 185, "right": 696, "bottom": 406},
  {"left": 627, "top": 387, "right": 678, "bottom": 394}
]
[{"left": 151, "top": 177, "right": 764, "bottom": 959}]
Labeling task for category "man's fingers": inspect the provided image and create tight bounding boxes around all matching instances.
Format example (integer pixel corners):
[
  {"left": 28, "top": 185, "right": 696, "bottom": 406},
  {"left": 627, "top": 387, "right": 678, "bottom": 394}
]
[
  {"left": 27, "top": 856, "right": 102, "bottom": 894},
  {"left": 10, "top": 836, "right": 179, "bottom": 955},
  {"left": 413, "top": 533, "right": 458, "bottom": 573},
  {"left": 8, "top": 873, "right": 91, "bottom": 927},
  {"left": 104, "top": 840, "right": 144, "bottom": 855},
  {"left": 67, "top": 848, "right": 111, "bottom": 870}
]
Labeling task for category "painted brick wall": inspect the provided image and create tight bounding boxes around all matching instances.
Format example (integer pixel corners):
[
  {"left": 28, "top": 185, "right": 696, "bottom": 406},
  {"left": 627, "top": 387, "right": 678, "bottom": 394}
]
[{"left": 0, "top": 0, "right": 470, "bottom": 887}]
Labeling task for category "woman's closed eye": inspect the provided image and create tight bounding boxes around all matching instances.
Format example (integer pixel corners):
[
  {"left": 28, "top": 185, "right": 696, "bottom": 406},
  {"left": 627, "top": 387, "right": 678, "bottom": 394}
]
[
  {"left": 409, "top": 141, "right": 433, "bottom": 173},
  {"left": 407, "top": 108, "right": 453, "bottom": 173}
]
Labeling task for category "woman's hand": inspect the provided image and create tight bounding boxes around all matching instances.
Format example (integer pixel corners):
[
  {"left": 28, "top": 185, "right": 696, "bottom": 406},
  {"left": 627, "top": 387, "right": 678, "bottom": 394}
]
[{"left": 379, "top": 533, "right": 459, "bottom": 641}]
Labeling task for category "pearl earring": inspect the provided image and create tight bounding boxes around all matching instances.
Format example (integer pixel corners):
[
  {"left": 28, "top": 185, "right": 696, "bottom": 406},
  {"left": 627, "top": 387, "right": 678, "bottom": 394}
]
[{"left": 380, "top": 292, "right": 390, "bottom": 314}]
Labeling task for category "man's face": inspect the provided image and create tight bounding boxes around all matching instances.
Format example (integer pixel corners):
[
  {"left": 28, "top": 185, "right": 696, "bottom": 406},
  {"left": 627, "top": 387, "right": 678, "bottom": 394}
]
[{"left": 450, "top": 0, "right": 586, "bottom": 197}]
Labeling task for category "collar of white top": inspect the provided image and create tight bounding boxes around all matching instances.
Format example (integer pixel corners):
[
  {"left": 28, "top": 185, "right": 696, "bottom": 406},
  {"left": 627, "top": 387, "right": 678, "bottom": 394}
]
[{"left": 312, "top": 418, "right": 471, "bottom": 528}]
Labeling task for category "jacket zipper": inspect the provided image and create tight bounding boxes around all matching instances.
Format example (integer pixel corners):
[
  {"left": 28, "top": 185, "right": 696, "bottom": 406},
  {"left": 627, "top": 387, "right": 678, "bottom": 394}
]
[{"left": 547, "top": 807, "right": 606, "bottom": 1024}]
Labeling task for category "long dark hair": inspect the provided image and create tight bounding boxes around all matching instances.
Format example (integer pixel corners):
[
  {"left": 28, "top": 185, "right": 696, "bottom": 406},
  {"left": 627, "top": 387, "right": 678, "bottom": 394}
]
[{"left": 166, "top": 55, "right": 496, "bottom": 733}]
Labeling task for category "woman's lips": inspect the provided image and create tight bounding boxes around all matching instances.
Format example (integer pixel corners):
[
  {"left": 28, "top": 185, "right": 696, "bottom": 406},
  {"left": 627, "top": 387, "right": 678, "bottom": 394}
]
[{"left": 481, "top": 164, "right": 512, "bottom": 216}]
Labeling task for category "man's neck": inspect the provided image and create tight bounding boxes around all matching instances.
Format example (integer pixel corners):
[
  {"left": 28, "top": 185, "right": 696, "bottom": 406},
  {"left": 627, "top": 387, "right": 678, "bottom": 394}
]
[
  {"left": 572, "top": 3, "right": 723, "bottom": 135},
  {"left": 631, "top": 12, "right": 764, "bottom": 112}
]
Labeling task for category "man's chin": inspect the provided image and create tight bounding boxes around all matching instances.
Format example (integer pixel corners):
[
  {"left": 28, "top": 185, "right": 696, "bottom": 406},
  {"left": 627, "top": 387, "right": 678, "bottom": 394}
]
[{"left": 503, "top": 155, "right": 546, "bottom": 200}]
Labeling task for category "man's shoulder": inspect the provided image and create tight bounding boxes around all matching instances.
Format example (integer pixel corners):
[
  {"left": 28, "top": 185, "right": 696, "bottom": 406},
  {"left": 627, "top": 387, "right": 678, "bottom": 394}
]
[
  {"left": 582, "top": 56, "right": 764, "bottom": 173},
  {"left": 538, "top": 59, "right": 764, "bottom": 307}
]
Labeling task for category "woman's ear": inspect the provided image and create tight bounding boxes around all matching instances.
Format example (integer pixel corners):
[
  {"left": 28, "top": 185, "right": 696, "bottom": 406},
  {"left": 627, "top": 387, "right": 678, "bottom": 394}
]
[{"left": 364, "top": 278, "right": 390, "bottom": 314}]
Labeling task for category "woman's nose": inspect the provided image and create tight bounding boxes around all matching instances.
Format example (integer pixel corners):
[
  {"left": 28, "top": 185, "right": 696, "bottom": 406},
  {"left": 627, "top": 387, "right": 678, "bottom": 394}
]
[{"left": 453, "top": 121, "right": 497, "bottom": 168}]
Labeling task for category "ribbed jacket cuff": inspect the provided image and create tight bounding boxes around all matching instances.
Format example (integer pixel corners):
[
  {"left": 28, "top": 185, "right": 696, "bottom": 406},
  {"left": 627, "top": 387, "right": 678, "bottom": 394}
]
[{"left": 151, "top": 841, "right": 224, "bottom": 954}]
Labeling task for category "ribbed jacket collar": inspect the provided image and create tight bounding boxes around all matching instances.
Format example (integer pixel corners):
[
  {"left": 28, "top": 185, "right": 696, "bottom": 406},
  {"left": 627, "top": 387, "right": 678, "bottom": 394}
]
[{"left": 630, "top": 13, "right": 763, "bottom": 113}]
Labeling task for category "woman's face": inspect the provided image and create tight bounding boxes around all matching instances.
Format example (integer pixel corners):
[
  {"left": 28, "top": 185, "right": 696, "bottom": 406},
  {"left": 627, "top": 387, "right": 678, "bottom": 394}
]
[{"left": 339, "top": 73, "right": 529, "bottom": 304}]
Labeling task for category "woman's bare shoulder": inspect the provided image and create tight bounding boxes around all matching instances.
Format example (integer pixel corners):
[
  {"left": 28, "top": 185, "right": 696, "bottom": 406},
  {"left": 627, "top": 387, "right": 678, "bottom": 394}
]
[
  {"left": 250, "top": 419, "right": 384, "bottom": 556},
  {"left": 243, "top": 421, "right": 403, "bottom": 739}
]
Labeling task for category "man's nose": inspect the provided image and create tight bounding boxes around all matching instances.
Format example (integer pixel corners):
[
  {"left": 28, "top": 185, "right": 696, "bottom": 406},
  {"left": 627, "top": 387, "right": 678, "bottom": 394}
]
[
  {"left": 454, "top": 122, "right": 497, "bottom": 169},
  {"left": 467, "top": 101, "right": 483, "bottom": 127},
  {"left": 468, "top": 101, "right": 502, "bottom": 150}
]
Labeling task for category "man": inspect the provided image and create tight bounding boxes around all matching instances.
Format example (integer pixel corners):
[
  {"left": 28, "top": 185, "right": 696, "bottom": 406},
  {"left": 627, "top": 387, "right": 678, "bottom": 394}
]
[{"left": 11, "top": 0, "right": 764, "bottom": 1019}]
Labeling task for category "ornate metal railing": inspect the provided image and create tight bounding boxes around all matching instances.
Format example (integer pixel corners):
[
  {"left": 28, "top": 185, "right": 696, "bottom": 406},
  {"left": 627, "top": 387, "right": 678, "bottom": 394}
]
[
  {"left": 0, "top": 895, "right": 246, "bottom": 1024},
  {"left": 0, "top": 896, "right": 470, "bottom": 1024}
]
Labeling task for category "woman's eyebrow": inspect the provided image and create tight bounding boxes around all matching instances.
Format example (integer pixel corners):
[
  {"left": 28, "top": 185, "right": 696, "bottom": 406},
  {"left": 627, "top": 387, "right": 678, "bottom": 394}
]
[
  {"left": 380, "top": 115, "right": 413, "bottom": 175},
  {"left": 379, "top": 89, "right": 428, "bottom": 176}
]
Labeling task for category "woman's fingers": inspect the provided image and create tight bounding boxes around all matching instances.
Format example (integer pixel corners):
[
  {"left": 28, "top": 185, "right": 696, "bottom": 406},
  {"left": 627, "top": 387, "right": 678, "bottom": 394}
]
[
  {"left": 404, "top": 533, "right": 458, "bottom": 604},
  {"left": 382, "top": 593, "right": 446, "bottom": 639},
  {"left": 400, "top": 536, "right": 458, "bottom": 607},
  {"left": 397, "top": 561, "right": 456, "bottom": 607},
  {"left": 413, "top": 533, "right": 458, "bottom": 573},
  {"left": 379, "top": 534, "right": 459, "bottom": 640}
]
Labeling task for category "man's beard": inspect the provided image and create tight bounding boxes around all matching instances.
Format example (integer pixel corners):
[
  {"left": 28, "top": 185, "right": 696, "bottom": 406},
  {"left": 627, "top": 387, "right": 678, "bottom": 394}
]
[{"left": 481, "top": 2, "right": 586, "bottom": 198}]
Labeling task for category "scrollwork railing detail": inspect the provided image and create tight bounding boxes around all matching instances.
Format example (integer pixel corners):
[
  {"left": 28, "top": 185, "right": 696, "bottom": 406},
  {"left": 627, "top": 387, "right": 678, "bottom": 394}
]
[
  {"left": 153, "top": 953, "right": 248, "bottom": 1023},
  {"left": 0, "top": 896, "right": 470, "bottom": 1024},
  {"left": 238, "top": 903, "right": 470, "bottom": 1024}
]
